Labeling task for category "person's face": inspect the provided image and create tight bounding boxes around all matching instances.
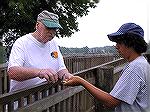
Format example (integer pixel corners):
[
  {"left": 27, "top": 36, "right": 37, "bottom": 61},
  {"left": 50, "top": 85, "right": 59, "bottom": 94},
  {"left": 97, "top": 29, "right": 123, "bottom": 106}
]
[
  {"left": 115, "top": 42, "right": 129, "bottom": 59},
  {"left": 36, "top": 21, "right": 58, "bottom": 43}
]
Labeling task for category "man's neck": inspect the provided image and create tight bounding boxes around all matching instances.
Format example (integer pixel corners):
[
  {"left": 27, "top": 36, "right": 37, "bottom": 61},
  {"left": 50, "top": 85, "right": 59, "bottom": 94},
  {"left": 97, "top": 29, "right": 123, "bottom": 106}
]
[{"left": 31, "top": 31, "right": 45, "bottom": 43}]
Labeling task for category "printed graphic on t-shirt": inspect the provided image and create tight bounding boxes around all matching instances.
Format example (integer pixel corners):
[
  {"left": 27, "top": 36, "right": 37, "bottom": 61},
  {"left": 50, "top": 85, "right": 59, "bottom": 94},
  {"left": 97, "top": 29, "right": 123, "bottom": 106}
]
[{"left": 51, "top": 51, "right": 58, "bottom": 58}]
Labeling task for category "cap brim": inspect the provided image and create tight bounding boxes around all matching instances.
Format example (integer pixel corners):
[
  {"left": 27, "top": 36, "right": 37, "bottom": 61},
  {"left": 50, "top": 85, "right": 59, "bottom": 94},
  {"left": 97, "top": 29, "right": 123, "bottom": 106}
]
[
  {"left": 107, "top": 31, "right": 124, "bottom": 42},
  {"left": 42, "top": 20, "right": 62, "bottom": 29}
]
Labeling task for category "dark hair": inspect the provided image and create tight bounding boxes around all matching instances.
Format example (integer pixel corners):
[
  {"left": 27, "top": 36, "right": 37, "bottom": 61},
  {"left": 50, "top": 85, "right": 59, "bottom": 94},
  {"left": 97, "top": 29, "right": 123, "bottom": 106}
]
[{"left": 115, "top": 33, "right": 148, "bottom": 54}]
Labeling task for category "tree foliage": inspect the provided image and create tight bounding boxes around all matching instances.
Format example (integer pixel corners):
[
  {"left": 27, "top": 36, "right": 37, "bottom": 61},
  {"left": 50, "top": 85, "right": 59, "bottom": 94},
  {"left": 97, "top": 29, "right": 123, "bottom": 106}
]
[{"left": 0, "top": 0, "right": 99, "bottom": 49}]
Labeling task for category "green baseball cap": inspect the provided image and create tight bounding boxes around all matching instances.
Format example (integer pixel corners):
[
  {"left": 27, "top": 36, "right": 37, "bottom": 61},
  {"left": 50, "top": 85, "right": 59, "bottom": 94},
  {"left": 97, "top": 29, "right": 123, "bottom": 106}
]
[{"left": 37, "top": 10, "right": 62, "bottom": 29}]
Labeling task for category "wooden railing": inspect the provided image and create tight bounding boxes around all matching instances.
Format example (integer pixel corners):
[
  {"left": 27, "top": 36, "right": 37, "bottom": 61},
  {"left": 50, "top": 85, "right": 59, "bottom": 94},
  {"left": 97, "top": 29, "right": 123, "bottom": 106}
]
[
  {"left": 0, "top": 57, "right": 127, "bottom": 112},
  {"left": 0, "top": 54, "right": 115, "bottom": 95}
]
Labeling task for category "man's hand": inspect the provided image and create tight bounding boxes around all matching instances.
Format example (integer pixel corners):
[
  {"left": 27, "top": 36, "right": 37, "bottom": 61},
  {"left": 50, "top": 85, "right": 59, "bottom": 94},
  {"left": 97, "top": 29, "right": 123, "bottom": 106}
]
[
  {"left": 64, "top": 73, "right": 73, "bottom": 79},
  {"left": 37, "top": 68, "right": 58, "bottom": 83}
]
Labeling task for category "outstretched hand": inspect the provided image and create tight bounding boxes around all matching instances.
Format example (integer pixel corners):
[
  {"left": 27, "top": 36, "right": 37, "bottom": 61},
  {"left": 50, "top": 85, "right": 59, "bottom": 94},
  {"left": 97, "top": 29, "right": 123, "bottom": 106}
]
[{"left": 63, "top": 76, "right": 84, "bottom": 86}]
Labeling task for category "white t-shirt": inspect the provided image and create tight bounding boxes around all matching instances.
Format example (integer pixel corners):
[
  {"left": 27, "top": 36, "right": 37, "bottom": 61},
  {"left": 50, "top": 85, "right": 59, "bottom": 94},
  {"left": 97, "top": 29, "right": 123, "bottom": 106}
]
[
  {"left": 110, "top": 56, "right": 150, "bottom": 112},
  {"left": 8, "top": 33, "right": 66, "bottom": 92}
]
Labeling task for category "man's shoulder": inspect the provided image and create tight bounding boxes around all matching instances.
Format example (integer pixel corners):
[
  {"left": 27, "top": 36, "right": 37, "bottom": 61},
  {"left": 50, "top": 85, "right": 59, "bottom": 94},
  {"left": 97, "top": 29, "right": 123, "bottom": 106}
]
[{"left": 14, "top": 33, "right": 31, "bottom": 44}]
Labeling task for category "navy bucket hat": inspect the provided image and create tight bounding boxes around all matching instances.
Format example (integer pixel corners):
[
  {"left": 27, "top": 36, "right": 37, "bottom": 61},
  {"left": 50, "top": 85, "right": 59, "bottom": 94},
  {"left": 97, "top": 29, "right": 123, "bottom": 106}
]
[{"left": 107, "top": 23, "right": 144, "bottom": 42}]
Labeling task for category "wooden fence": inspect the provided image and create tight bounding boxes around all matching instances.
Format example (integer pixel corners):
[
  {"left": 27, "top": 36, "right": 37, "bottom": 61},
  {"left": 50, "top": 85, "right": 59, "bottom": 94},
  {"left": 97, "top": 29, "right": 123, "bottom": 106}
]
[
  {"left": 63, "top": 54, "right": 114, "bottom": 73},
  {"left": 0, "top": 54, "right": 115, "bottom": 95},
  {"left": 0, "top": 53, "right": 150, "bottom": 112},
  {"left": 0, "top": 57, "right": 127, "bottom": 112}
]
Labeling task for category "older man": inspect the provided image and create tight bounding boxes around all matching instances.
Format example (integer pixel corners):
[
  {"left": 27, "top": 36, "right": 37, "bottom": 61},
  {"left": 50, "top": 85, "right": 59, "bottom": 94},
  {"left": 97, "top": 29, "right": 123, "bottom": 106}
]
[{"left": 8, "top": 10, "right": 73, "bottom": 92}]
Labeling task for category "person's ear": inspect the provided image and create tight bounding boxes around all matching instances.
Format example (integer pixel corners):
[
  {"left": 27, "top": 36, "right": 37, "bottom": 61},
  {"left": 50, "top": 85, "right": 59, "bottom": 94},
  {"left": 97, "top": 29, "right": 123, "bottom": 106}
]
[
  {"left": 36, "top": 22, "right": 39, "bottom": 25},
  {"left": 35, "top": 22, "right": 39, "bottom": 29}
]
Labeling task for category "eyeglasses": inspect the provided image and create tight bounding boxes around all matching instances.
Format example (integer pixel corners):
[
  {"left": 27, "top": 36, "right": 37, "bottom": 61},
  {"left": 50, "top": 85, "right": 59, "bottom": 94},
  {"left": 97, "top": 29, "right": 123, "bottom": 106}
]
[{"left": 46, "top": 27, "right": 59, "bottom": 31}]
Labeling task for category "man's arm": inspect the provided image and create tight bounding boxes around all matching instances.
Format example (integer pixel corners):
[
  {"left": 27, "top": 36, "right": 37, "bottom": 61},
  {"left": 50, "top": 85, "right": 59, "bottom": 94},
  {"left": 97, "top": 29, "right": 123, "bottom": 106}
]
[
  {"left": 8, "top": 66, "right": 58, "bottom": 82},
  {"left": 8, "top": 66, "right": 39, "bottom": 81}
]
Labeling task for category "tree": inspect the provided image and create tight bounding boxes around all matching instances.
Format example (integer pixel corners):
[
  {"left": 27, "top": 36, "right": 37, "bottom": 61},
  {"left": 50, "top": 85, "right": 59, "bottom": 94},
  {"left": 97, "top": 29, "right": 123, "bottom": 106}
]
[{"left": 0, "top": 0, "right": 99, "bottom": 57}]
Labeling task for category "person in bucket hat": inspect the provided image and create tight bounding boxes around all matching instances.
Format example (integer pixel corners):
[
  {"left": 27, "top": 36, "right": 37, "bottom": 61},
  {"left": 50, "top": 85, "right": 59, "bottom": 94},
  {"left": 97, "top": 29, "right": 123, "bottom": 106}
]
[
  {"left": 64, "top": 23, "right": 150, "bottom": 112},
  {"left": 8, "top": 10, "right": 73, "bottom": 92}
]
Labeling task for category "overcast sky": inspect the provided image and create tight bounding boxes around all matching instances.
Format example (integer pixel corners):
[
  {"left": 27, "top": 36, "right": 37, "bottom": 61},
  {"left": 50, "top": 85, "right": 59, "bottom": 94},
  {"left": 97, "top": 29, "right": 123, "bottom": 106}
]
[{"left": 55, "top": 0, "right": 150, "bottom": 48}]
